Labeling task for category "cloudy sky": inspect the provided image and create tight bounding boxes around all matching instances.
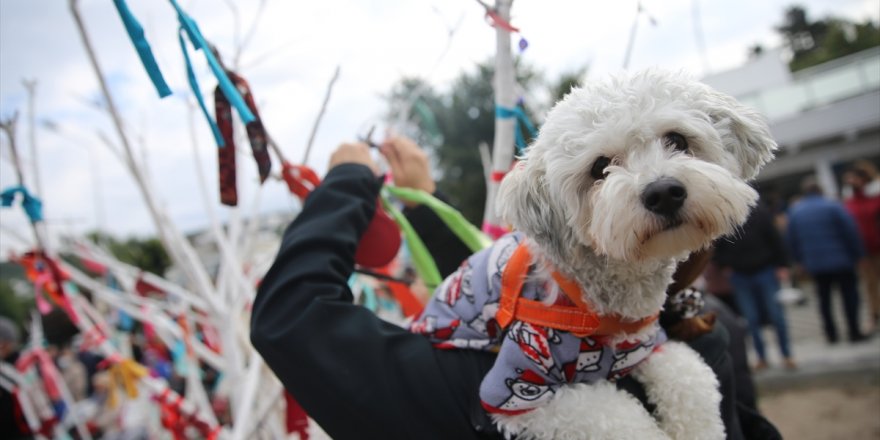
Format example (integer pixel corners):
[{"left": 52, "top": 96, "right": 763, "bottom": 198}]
[{"left": 0, "top": 0, "right": 877, "bottom": 255}]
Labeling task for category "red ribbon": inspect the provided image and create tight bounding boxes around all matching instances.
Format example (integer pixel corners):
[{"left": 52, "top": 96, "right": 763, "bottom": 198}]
[
  {"left": 485, "top": 9, "right": 519, "bottom": 33},
  {"left": 281, "top": 162, "right": 322, "bottom": 201},
  {"left": 16, "top": 349, "right": 64, "bottom": 401},
  {"left": 155, "top": 387, "right": 220, "bottom": 439}
]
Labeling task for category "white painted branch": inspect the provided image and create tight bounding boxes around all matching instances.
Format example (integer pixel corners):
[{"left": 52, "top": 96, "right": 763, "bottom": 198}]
[
  {"left": 68, "top": 0, "right": 221, "bottom": 313},
  {"left": 230, "top": 350, "right": 263, "bottom": 440},
  {"left": 482, "top": 0, "right": 517, "bottom": 229}
]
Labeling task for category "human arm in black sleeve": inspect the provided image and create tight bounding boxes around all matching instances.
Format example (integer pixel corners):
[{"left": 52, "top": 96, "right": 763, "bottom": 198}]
[{"left": 250, "top": 159, "right": 503, "bottom": 440}]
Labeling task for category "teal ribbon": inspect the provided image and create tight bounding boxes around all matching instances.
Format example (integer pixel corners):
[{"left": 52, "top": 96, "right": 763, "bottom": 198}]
[
  {"left": 178, "top": 29, "right": 225, "bottom": 147},
  {"left": 496, "top": 104, "right": 537, "bottom": 154},
  {"left": 168, "top": 0, "right": 255, "bottom": 124},
  {"left": 1, "top": 185, "right": 43, "bottom": 223},
  {"left": 112, "top": 0, "right": 172, "bottom": 98}
]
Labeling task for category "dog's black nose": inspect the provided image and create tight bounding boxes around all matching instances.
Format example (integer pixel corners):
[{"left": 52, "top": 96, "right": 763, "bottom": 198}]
[{"left": 641, "top": 177, "right": 687, "bottom": 217}]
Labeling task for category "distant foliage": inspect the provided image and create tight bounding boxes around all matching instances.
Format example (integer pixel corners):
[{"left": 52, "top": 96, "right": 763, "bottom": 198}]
[
  {"left": 777, "top": 5, "right": 880, "bottom": 71},
  {"left": 386, "top": 58, "right": 582, "bottom": 225},
  {"left": 86, "top": 232, "right": 171, "bottom": 276}
]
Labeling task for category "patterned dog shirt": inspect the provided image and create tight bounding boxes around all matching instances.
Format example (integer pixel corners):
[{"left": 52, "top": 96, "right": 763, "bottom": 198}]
[{"left": 410, "top": 233, "right": 666, "bottom": 414}]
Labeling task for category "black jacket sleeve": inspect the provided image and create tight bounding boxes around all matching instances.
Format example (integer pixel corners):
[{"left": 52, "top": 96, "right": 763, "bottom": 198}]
[{"left": 250, "top": 164, "right": 503, "bottom": 440}]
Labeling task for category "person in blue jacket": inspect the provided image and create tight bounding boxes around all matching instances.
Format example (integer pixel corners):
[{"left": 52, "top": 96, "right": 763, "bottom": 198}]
[{"left": 786, "top": 177, "right": 867, "bottom": 343}]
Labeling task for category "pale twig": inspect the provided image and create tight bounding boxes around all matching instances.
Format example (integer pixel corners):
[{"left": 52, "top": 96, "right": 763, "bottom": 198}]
[
  {"left": 301, "top": 65, "right": 341, "bottom": 165},
  {"left": 0, "top": 113, "right": 49, "bottom": 253}
]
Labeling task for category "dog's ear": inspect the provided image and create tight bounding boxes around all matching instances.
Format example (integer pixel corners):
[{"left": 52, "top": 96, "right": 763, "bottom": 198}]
[
  {"left": 703, "top": 89, "right": 777, "bottom": 180},
  {"left": 496, "top": 161, "right": 549, "bottom": 237}
]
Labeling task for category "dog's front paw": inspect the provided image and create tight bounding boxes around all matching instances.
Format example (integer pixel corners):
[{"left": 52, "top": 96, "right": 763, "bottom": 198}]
[
  {"left": 492, "top": 381, "right": 670, "bottom": 440},
  {"left": 632, "top": 341, "right": 725, "bottom": 440}
]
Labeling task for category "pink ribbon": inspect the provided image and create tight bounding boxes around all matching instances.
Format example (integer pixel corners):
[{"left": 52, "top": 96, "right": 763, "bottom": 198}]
[
  {"left": 16, "top": 349, "right": 64, "bottom": 401},
  {"left": 33, "top": 273, "right": 53, "bottom": 315},
  {"left": 481, "top": 222, "right": 509, "bottom": 240}
]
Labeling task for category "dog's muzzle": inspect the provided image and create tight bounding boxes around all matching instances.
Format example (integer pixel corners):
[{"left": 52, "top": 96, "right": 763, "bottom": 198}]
[{"left": 641, "top": 177, "right": 687, "bottom": 218}]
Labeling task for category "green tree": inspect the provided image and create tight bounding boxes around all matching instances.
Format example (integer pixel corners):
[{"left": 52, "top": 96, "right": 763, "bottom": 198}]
[
  {"left": 386, "top": 58, "right": 542, "bottom": 224},
  {"left": 777, "top": 5, "right": 880, "bottom": 71},
  {"left": 85, "top": 231, "right": 171, "bottom": 276}
]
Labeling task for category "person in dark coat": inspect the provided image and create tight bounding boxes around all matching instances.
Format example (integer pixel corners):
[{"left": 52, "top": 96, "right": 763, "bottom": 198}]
[
  {"left": 786, "top": 177, "right": 867, "bottom": 343},
  {"left": 250, "top": 139, "right": 778, "bottom": 440},
  {"left": 714, "top": 202, "right": 796, "bottom": 370}
]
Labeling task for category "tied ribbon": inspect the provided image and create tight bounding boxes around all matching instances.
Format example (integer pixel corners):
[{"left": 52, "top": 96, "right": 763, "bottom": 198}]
[
  {"left": 15, "top": 251, "right": 80, "bottom": 324},
  {"left": 99, "top": 356, "right": 149, "bottom": 409},
  {"left": 384, "top": 186, "right": 491, "bottom": 253},
  {"left": 16, "top": 349, "right": 64, "bottom": 402},
  {"left": 281, "top": 162, "right": 321, "bottom": 201},
  {"left": 380, "top": 195, "right": 442, "bottom": 291},
  {"left": 79, "top": 326, "right": 107, "bottom": 353},
  {"left": 134, "top": 274, "right": 164, "bottom": 297},
  {"left": 381, "top": 186, "right": 492, "bottom": 293},
  {"left": 112, "top": 0, "right": 172, "bottom": 98},
  {"left": 170, "top": 0, "right": 255, "bottom": 123},
  {"left": 476, "top": 1, "right": 528, "bottom": 53},
  {"left": 179, "top": 28, "right": 224, "bottom": 147},
  {"left": 1, "top": 185, "right": 43, "bottom": 222},
  {"left": 481, "top": 222, "right": 509, "bottom": 240},
  {"left": 32, "top": 273, "right": 54, "bottom": 315},
  {"left": 156, "top": 389, "right": 220, "bottom": 440},
  {"left": 214, "top": 69, "right": 272, "bottom": 206},
  {"left": 496, "top": 105, "right": 537, "bottom": 155}
]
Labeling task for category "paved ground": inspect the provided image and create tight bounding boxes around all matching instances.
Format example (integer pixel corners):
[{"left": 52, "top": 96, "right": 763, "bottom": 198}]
[{"left": 738, "top": 282, "right": 880, "bottom": 439}]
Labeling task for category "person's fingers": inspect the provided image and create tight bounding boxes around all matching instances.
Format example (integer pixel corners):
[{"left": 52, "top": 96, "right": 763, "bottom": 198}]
[
  {"left": 380, "top": 140, "right": 404, "bottom": 175},
  {"left": 329, "top": 142, "right": 376, "bottom": 172}
]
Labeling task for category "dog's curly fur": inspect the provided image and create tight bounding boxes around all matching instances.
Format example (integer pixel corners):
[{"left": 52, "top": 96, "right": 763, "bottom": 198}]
[{"left": 492, "top": 70, "right": 776, "bottom": 439}]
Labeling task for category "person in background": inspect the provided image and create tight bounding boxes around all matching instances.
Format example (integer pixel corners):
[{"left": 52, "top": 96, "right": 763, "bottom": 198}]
[
  {"left": 786, "top": 176, "right": 867, "bottom": 343},
  {"left": 842, "top": 160, "right": 880, "bottom": 331},
  {"left": 713, "top": 202, "right": 796, "bottom": 371}
]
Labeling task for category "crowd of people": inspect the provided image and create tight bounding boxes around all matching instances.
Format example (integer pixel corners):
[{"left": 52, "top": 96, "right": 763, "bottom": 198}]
[{"left": 709, "top": 159, "right": 880, "bottom": 374}]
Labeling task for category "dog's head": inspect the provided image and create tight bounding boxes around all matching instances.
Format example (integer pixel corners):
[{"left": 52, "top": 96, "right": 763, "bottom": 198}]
[{"left": 497, "top": 70, "right": 776, "bottom": 263}]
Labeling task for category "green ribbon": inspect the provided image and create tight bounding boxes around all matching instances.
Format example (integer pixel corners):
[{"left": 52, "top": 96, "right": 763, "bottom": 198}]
[{"left": 380, "top": 186, "right": 492, "bottom": 293}]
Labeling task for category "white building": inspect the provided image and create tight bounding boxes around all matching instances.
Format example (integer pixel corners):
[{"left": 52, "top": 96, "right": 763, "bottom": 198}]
[{"left": 702, "top": 46, "right": 880, "bottom": 203}]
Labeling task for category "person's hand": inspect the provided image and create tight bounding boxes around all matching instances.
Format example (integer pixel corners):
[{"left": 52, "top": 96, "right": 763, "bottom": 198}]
[
  {"left": 379, "top": 136, "right": 436, "bottom": 200},
  {"left": 328, "top": 142, "right": 378, "bottom": 175}
]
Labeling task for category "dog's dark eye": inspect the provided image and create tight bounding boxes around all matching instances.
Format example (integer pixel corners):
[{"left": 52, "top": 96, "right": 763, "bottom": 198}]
[
  {"left": 663, "top": 132, "right": 688, "bottom": 152},
  {"left": 590, "top": 156, "right": 612, "bottom": 180}
]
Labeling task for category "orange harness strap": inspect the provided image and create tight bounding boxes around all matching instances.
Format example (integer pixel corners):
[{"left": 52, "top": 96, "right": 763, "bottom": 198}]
[{"left": 496, "top": 243, "right": 657, "bottom": 337}]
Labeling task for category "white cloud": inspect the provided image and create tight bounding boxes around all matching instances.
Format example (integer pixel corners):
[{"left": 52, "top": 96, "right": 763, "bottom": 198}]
[{"left": 1, "top": 0, "right": 878, "bottom": 255}]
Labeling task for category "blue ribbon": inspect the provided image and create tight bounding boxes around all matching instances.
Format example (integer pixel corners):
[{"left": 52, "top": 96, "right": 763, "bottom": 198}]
[
  {"left": 112, "top": 0, "right": 172, "bottom": 98},
  {"left": 1, "top": 185, "right": 44, "bottom": 223},
  {"left": 496, "top": 104, "right": 537, "bottom": 154},
  {"left": 169, "top": 0, "right": 256, "bottom": 124},
  {"left": 179, "top": 29, "right": 225, "bottom": 147}
]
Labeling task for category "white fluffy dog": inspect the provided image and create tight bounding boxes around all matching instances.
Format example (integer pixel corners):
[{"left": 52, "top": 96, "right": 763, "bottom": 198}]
[{"left": 411, "top": 70, "right": 776, "bottom": 439}]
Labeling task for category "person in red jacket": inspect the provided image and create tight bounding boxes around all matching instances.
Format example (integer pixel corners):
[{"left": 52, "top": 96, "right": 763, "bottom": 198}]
[{"left": 843, "top": 160, "right": 880, "bottom": 329}]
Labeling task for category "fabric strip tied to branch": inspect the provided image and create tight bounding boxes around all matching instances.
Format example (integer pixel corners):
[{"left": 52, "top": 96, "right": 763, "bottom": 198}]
[
  {"left": 112, "top": 0, "right": 172, "bottom": 98},
  {"left": 1, "top": 185, "right": 44, "bottom": 222},
  {"left": 495, "top": 105, "right": 537, "bottom": 155}
]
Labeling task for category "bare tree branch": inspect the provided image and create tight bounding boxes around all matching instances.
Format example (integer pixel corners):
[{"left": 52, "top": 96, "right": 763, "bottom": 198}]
[{"left": 302, "top": 65, "right": 341, "bottom": 165}]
